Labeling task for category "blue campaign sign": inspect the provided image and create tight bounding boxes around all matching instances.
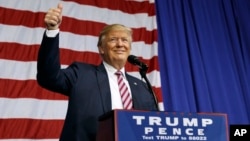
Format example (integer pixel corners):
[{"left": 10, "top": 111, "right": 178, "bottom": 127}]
[{"left": 114, "top": 110, "right": 229, "bottom": 141}]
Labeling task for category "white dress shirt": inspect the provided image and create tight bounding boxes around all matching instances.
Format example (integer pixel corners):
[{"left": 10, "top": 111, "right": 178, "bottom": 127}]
[{"left": 103, "top": 61, "right": 132, "bottom": 110}]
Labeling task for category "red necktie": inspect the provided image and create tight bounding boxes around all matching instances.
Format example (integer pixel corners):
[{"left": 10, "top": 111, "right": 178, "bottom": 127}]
[{"left": 115, "top": 71, "right": 133, "bottom": 109}]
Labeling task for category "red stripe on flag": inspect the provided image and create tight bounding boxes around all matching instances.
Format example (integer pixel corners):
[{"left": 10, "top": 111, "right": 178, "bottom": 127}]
[
  {"left": 0, "top": 42, "right": 102, "bottom": 64},
  {"left": 0, "top": 78, "right": 161, "bottom": 105},
  {"left": 62, "top": 19, "right": 158, "bottom": 44},
  {"left": 153, "top": 87, "right": 163, "bottom": 102},
  {"left": 63, "top": 0, "right": 156, "bottom": 16},
  {"left": 0, "top": 119, "right": 64, "bottom": 139},
  {"left": 0, "top": 79, "right": 68, "bottom": 100},
  {"left": 0, "top": 7, "right": 157, "bottom": 44},
  {"left": 0, "top": 43, "right": 159, "bottom": 71},
  {"left": 0, "top": 43, "right": 39, "bottom": 62},
  {"left": 0, "top": 7, "right": 45, "bottom": 28}
]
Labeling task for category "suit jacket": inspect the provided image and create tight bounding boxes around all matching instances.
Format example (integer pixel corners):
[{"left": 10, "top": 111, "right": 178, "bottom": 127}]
[{"left": 37, "top": 32, "right": 157, "bottom": 141}]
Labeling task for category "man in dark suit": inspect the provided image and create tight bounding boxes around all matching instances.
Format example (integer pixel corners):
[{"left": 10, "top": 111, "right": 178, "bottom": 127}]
[{"left": 37, "top": 3, "right": 157, "bottom": 141}]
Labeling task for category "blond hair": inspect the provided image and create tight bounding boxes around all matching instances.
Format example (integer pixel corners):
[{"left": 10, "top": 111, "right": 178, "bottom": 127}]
[{"left": 97, "top": 24, "right": 133, "bottom": 47}]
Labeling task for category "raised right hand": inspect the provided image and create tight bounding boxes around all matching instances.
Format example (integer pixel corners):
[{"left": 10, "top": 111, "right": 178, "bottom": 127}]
[{"left": 44, "top": 3, "right": 63, "bottom": 30}]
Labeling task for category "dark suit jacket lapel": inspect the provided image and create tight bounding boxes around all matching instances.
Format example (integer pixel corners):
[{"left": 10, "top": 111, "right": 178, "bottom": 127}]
[{"left": 96, "top": 63, "right": 112, "bottom": 113}]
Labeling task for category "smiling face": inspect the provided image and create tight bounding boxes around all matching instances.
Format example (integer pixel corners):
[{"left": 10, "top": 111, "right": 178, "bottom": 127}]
[{"left": 98, "top": 24, "right": 132, "bottom": 70}]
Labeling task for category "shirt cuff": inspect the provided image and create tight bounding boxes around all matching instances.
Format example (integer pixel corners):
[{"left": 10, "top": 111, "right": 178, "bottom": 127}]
[{"left": 45, "top": 29, "right": 59, "bottom": 37}]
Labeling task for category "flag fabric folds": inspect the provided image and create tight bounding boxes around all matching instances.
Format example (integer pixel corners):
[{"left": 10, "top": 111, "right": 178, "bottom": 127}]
[{"left": 0, "top": 0, "right": 163, "bottom": 140}]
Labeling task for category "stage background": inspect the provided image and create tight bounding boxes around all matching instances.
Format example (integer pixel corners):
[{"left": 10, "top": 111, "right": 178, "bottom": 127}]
[
  {"left": 0, "top": 0, "right": 249, "bottom": 140},
  {"left": 0, "top": 0, "right": 162, "bottom": 140},
  {"left": 156, "top": 0, "right": 250, "bottom": 125}
]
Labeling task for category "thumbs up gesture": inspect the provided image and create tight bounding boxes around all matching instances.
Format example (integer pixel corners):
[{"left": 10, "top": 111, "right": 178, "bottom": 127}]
[{"left": 44, "top": 3, "right": 63, "bottom": 30}]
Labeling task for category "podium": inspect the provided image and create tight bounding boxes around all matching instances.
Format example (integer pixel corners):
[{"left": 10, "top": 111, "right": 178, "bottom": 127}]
[{"left": 96, "top": 110, "right": 229, "bottom": 141}]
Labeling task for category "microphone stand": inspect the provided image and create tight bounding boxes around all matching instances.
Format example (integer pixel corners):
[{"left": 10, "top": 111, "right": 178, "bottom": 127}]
[{"left": 139, "top": 65, "right": 159, "bottom": 111}]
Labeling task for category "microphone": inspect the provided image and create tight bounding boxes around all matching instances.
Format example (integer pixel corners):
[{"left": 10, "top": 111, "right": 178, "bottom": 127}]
[
  {"left": 127, "top": 55, "right": 159, "bottom": 111},
  {"left": 127, "top": 55, "right": 148, "bottom": 70}
]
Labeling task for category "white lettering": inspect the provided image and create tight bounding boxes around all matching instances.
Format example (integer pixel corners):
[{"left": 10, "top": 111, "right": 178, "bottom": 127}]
[
  {"left": 183, "top": 118, "right": 198, "bottom": 127},
  {"left": 132, "top": 116, "right": 145, "bottom": 125},
  {"left": 241, "top": 129, "right": 247, "bottom": 136},
  {"left": 165, "top": 117, "right": 179, "bottom": 126},
  {"left": 132, "top": 115, "right": 214, "bottom": 127},
  {"left": 158, "top": 127, "right": 167, "bottom": 135},
  {"left": 173, "top": 128, "right": 181, "bottom": 135},
  {"left": 202, "top": 119, "right": 213, "bottom": 127},
  {"left": 234, "top": 129, "right": 247, "bottom": 136},
  {"left": 197, "top": 129, "right": 205, "bottom": 135},
  {"left": 234, "top": 129, "right": 241, "bottom": 136},
  {"left": 149, "top": 116, "right": 162, "bottom": 125},
  {"left": 145, "top": 127, "right": 153, "bottom": 134},
  {"left": 185, "top": 128, "right": 193, "bottom": 135}
]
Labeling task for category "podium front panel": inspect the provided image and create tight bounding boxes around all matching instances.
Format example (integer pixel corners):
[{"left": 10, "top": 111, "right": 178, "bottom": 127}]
[{"left": 97, "top": 110, "right": 229, "bottom": 141}]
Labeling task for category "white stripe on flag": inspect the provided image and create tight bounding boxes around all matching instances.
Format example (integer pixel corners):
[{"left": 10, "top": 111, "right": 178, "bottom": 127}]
[
  {"left": 0, "top": 59, "right": 161, "bottom": 87},
  {"left": 0, "top": 98, "right": 68, "bottom": 120},
  {"left": 0, "top": 98, "right": 67, "bottom": 119},
  {"left": 0, "top": 24, "right": 157, "bottom": 59},
  {"left": 0, "top": 0, "right": 156, "bottom": 30}
]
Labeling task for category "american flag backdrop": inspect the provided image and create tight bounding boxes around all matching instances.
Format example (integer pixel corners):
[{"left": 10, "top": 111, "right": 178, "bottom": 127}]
[{"left": 0, "top": 0, "right": 163, "bottom": 140}]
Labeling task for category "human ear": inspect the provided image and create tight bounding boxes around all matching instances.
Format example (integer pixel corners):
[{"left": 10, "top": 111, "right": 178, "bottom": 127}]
[{"left": 98, "top": 46, "right": 105, "bottom": 54}]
